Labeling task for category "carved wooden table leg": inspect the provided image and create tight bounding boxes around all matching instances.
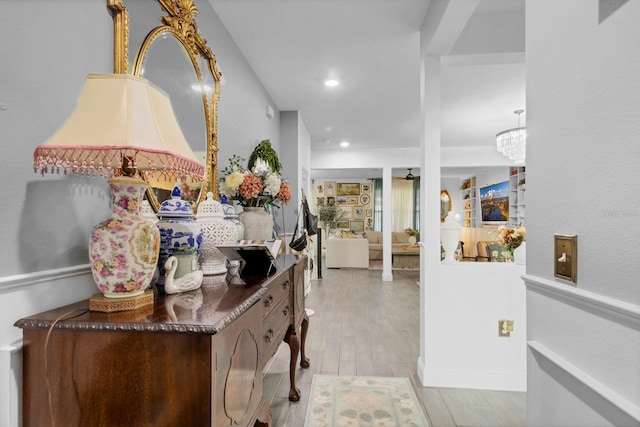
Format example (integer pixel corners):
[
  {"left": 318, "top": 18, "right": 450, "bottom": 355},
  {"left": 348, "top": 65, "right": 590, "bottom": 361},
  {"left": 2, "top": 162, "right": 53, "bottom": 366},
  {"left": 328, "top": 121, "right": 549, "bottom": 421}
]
[
  {"left": 254, "top": 402, "right": 272, "bottom": 427},
  {"left": 300, "top": 312, "right": 310, "bottom": 369},
  {"left": 284, "top": 325, "right": 301, "bottom": 402}
]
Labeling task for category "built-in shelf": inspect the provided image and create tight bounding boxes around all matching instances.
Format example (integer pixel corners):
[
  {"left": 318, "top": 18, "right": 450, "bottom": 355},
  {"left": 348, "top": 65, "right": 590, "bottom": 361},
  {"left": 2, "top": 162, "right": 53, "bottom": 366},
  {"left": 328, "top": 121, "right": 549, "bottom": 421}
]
[
  {"left": 509, "top": 167, "right": 526, "bottom": 225},
  {"left": 461, "top": 176, "right": 477, "bottom": 228}
]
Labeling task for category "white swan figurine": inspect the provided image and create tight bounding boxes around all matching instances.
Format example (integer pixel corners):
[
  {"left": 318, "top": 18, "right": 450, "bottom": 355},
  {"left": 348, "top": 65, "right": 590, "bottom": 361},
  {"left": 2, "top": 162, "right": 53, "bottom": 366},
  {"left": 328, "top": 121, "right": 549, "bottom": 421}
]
[{"left": 164, "top": 256, "right": 204, "bottom": 295}]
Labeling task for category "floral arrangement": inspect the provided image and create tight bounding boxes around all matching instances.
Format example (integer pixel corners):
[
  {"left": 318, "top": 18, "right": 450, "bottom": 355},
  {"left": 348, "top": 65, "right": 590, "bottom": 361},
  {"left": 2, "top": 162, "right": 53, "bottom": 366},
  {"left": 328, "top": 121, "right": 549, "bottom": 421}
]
[
  {"left": 404, "top": 227, "right": 419, "bottom": 237},
  {"left": 496, "top": 224, "right": 526, "bottom": 250},
  {"left": 219, "top": 154, "right": 291, "bottom": 208}
]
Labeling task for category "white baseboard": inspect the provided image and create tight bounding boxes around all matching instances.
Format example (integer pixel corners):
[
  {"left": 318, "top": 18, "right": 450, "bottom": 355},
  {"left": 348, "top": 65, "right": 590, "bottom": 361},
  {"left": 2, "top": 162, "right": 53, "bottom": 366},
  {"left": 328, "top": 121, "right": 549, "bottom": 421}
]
[{"left": 420, "top": 368, "right": 526, "bottom": 392}]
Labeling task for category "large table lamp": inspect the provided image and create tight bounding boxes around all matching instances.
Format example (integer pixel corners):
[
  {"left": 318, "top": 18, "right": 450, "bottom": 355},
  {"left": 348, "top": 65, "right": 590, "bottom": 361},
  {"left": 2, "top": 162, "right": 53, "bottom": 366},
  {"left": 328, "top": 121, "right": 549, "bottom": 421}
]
[{"left": 33, "top": 74, "right": 204, "bottom": 309}]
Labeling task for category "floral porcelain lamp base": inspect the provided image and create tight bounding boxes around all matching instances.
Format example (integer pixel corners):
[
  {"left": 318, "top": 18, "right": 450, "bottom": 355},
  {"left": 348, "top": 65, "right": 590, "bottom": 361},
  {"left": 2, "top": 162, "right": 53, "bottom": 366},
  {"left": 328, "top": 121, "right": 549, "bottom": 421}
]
[{"left": 88, "top": 176, "right": 160, "bottom": 301}]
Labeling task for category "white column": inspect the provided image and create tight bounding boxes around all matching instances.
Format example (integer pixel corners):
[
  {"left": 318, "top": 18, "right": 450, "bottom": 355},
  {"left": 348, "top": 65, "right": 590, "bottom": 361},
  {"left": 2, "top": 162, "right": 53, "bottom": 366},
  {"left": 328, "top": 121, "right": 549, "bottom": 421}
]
[
  {"left": 418, "top": 54, "right": 442, "bottom": 385},
  {"left": 382, "top": 166, "right": 394, "bottom": 281}
]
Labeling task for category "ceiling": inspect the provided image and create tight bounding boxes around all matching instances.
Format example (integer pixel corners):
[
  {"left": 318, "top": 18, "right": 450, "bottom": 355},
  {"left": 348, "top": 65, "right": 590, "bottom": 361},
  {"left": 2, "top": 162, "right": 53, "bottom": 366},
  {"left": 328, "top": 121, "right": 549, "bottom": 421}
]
[{"left": 208, "top": 0, "right": 525, "bottom": 176}]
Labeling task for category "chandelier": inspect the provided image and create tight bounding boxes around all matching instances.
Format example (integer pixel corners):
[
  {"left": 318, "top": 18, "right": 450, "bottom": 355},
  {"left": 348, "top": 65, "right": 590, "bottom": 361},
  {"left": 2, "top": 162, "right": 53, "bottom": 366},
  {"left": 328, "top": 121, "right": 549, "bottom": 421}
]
[{"left": 496, "top": 109, "right": 526, "bottom": 163}]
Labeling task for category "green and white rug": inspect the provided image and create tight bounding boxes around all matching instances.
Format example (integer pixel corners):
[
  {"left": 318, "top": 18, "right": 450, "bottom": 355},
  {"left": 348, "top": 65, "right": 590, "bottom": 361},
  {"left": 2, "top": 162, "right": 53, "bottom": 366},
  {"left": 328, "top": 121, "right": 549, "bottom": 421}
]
[{"left": 305, "top": 375, "right": 429, "bottom": 426}]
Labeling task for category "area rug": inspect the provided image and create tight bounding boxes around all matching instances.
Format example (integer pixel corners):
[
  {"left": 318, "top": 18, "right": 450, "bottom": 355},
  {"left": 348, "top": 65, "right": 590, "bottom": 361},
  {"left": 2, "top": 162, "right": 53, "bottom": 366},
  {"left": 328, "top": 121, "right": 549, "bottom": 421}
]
[{"left": 304, "top": 375, "right": 429, "bottom": 426}]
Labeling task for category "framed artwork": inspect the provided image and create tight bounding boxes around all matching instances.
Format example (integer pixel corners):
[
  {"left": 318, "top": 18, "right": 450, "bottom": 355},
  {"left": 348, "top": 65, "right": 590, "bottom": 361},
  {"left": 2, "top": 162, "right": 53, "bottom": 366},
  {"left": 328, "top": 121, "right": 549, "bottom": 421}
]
[
  {"left": 337, "top": 182, "right": 360, "bottom": 196},
  {"left": 353, "top": 206, "right": 364, "bottom": 219},
  {"left": 350, "top": 220, "right": 365, "bottom": 233},
  {"left": 316, "top": 197, "right": 325, "bottom": 206},
  {"left": 316, "top": 184, "right": 324, "bottom": 194},
  {"left": 366, "top": 208, "right": 372, "bottom": 217},
  {"left": 366, "top": 218, "right": 373, "bottom": 227},
  {"left": 361, "top": 183, "right": 372, "bottom": 193},
  {"left": 325, "top": 181, "right": 336, "bottom": 197},
  {"left": 327, "top": 197, "right": 335, "bottom": 206},
  {"left": 336, "top": 196, "right": 347, "bottom": 205},
  {"left": 360, "top": 194, "right": 370, "bottom": 205},
  {"left": 346, "top": 196, "right": 359, "bottom": 205},
  {"left": 338, "top": 206, "right": 352, "bottom": 218},
  {"left": 336, "top": 219, "right": 350, "bottom": 229}
]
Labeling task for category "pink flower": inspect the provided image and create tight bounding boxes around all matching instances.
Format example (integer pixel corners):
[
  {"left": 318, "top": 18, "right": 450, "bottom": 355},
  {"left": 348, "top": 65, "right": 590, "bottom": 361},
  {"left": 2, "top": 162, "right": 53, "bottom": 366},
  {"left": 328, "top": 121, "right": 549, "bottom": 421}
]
[
  {"left": 276, "top": 183, "right": 291, "bottom": 203},
  {"left": 239, "top": 174, "right": 263, "bottom": 199}
]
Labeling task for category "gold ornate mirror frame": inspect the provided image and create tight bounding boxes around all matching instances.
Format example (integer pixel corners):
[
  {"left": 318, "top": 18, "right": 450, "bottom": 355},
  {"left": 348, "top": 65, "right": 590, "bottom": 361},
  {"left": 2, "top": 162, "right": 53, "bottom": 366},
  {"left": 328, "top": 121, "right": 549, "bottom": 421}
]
[{"left": 108, "top": 0, "right": 221, "bottom": 211}]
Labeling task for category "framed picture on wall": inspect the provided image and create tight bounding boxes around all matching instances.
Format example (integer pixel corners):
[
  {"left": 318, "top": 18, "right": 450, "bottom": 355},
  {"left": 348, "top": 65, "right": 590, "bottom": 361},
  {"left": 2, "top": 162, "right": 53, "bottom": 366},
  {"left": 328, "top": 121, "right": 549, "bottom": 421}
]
[
  {"left": 361, "top": 183, "right": 372, "bottom": 193},
  {"left": 366, "top": 209, "right": 372, "bottom": 217},
  {"left": 325, "top": 181, "right": 336, "bottom": 197},
  {"left": 367, "top": 218, "right": 373, "bottom": 227},
  {"left": 337, "top": 183, "right": 360, "bottom": 196},
  {"left": 347, "top": 196, "right": 359, "bottom": 205},
  {"left": 316, "top": 197, "right": 325, "bottom": 206},
  {"left": 338, "top": 206, "right": 352, "bottom": 218},
  {"left": 350, "top": 220, "right": 365, "bottom": 233},
  {"left": 327, "top": 197, "right": 335, "bottom": 206},
  {"left": 360, "top": 194, "right": 370, "bottom": 205},
  {"left": 353, "top": 206, "right": 365, "bottom": 219},
  {"left": 336, "top": 219, "right": 350, "bottom": 229},
  {"left": 336, "top": 196, "right": 347, "bottom": 205}
]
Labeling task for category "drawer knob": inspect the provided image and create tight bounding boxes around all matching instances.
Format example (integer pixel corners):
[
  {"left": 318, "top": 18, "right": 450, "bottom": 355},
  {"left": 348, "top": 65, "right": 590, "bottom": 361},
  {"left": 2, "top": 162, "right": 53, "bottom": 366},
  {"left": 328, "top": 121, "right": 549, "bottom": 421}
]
[
  {"left": 282, "top": 306, "right": 290, "bottom": 316},
  {"left": 264, "top": 295, "right": 274, "bottom": 307},
  {"left": 282, "top": 281, "right": 289, "bottom": 289},
  {"left": 264, "top": 328, "right": 274, "bottom": 342}
]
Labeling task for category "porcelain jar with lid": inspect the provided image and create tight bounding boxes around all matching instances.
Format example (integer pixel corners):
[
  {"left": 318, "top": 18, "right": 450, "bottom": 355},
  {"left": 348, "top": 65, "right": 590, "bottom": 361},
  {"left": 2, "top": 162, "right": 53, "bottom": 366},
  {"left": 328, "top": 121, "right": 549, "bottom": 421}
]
[
  {"left": 196, "top": 192, "right": 237, "bottom": 275},
  {"left": 156, "top": 187, "right": 203, "bottom": 285}
]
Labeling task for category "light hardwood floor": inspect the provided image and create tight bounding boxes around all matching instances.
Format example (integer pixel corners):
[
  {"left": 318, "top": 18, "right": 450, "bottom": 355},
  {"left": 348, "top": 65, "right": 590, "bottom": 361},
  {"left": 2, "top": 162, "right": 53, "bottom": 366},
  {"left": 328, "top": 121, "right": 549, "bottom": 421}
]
[{"left": 263, "top": 265, "right": 527, "bottom": 426}]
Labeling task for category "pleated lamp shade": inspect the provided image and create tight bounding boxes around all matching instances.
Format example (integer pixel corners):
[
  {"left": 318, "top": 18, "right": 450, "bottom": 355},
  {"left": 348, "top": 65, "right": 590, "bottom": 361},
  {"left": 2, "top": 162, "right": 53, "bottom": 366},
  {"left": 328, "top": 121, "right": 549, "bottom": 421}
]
[{"left": 33, "top": 73, "right": 204, "bottom": 181}]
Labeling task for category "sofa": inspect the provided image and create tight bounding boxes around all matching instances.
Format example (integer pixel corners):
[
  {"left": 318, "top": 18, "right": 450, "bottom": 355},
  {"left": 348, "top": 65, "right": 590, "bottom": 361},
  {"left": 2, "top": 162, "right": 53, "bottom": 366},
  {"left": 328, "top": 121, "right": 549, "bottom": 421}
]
[
  {"left": 365, "top": 231, "right": 415, "bottom": 260},
  {"left": 326, "top": 236, "right": 369, "bottom": 268}
]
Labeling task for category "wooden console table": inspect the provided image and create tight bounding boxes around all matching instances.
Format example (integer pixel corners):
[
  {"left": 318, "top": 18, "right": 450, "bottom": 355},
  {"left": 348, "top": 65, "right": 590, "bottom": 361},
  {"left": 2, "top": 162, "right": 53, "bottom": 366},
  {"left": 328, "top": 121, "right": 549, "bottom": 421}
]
[{"left": 15, "top": 254, "right": 309, "bottom": 427}]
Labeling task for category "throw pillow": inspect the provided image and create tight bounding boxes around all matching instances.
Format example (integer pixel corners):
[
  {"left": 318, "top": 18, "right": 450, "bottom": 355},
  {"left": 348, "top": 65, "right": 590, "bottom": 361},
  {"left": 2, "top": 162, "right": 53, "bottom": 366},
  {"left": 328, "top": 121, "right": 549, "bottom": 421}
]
[
  {"left": 487, "top": 243, "right": 508, "bottom": 262},
  {"left": 377, "top": 237, "right": 383, "bottom": 244}
]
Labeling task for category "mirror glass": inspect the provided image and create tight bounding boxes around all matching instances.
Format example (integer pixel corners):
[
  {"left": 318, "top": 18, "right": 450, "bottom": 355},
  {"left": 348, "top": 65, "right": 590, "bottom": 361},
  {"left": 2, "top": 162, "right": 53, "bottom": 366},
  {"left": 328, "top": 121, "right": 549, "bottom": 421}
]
[
  {"left": 440, "top": 190, "right": 452, "bottom": 222},
  {"left": 135, "top": 29, "right": 207, "bottom": 205},
  {"left": 110, "top": 0, "right": 221, "bottom": 211}
]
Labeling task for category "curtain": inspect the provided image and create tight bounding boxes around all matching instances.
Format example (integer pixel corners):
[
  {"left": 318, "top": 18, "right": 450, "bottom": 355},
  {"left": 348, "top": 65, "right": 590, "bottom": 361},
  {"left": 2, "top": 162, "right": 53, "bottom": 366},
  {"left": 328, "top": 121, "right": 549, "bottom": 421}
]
[
  {"left": 372, "top": 178, "right": 382, "bottom": 231},
  {"left": 412, "top": 177, "right": 420, "bottom": 230},
  {"left": 392, "top": 179, "right": 415, "bottom": 232}
]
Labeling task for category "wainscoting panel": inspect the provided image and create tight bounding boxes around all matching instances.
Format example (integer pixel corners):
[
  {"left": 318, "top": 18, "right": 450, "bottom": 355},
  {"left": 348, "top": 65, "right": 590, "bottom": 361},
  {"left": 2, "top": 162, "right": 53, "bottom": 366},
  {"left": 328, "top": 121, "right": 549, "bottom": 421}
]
[
  {"left": 524, "top": 274, "right": 640, "bottom": 426},
  {"left": 0, "top": 344, "right": 21, "bottom": 427}
]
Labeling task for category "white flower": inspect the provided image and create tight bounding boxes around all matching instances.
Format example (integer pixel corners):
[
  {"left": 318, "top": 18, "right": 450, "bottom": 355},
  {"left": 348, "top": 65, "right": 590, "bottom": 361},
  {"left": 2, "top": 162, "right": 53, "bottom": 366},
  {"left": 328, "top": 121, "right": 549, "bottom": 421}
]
[
  {"left": 225, "top": 171, "right": 245, "bottom": 191},
  {"left": 252, "top": 158, "right": 270, "bottom": 175},
  {"left": 263, "top": 173, "right": 282, "bottom": 195}
]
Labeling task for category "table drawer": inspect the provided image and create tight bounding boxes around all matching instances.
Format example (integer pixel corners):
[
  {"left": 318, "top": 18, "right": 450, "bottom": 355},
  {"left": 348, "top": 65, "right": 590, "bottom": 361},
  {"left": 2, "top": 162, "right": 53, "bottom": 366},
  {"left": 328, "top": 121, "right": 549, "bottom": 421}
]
[
  {"left": 261, "top": 294, "right": 290, "bottom": 363},
  {"left": 262, "top": 275, "right": 290, "bottom": 320}
]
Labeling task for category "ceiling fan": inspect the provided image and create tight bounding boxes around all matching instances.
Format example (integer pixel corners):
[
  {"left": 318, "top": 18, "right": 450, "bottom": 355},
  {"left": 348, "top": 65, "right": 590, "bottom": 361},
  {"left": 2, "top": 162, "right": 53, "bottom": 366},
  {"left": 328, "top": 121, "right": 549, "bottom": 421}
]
[{"left": 405, "top": 168, "right": 415, "bottom": 181}]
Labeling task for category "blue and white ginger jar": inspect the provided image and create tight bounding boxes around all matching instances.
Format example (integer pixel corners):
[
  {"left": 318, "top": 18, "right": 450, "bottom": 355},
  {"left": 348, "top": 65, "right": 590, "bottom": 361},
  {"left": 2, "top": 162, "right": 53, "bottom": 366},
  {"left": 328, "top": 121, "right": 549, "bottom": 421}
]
[{"left": 156, "top": 186, "right": 203, "bottom": 285}]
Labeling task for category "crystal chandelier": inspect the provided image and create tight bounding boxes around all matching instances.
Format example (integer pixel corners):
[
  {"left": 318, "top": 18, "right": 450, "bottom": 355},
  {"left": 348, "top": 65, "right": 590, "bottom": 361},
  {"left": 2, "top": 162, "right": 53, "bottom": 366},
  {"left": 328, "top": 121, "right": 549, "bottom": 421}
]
[{"left": 496, "top": 109, "right": 526, "bottom": 163}]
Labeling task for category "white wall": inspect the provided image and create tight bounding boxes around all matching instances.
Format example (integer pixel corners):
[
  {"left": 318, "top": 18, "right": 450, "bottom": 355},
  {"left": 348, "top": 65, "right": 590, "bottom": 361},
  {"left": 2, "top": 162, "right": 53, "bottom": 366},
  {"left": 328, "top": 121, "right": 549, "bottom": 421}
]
[
  {"left": 423, "top": 263, "right": 527, "bottom": 391},
  {"left": 526, "top": 1, "right": 640, "bottom": 425},
  {"left": 0, "top": 1, "right": 281, "bottom": 426},
  {"left": 279, "top": 111, "right": 311, "bottom": 235}
]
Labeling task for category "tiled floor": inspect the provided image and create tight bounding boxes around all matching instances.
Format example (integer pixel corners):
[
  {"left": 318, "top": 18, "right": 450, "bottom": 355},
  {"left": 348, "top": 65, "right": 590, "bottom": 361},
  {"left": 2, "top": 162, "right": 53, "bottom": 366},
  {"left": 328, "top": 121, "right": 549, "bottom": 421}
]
[{"left": 263, "top": 266, "right": 526, "bottom": 426}]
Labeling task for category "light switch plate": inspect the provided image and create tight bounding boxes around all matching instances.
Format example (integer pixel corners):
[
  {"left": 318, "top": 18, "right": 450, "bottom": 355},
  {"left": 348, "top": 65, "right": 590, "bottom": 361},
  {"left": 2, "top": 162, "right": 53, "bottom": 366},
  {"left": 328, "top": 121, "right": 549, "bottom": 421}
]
[{"left": 554, "top": 234, "right": 577, "bottom": 283}]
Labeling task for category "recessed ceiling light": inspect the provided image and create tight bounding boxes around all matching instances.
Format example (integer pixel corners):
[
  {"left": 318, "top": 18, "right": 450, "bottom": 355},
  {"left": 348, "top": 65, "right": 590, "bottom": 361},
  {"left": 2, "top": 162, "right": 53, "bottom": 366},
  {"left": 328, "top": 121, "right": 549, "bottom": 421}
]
[
  {"left": 340, "top": 141, "right": 350, "bottom": 148},
  {"left": 324, "top": 79, "right": 339, "bottom": 87}
]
